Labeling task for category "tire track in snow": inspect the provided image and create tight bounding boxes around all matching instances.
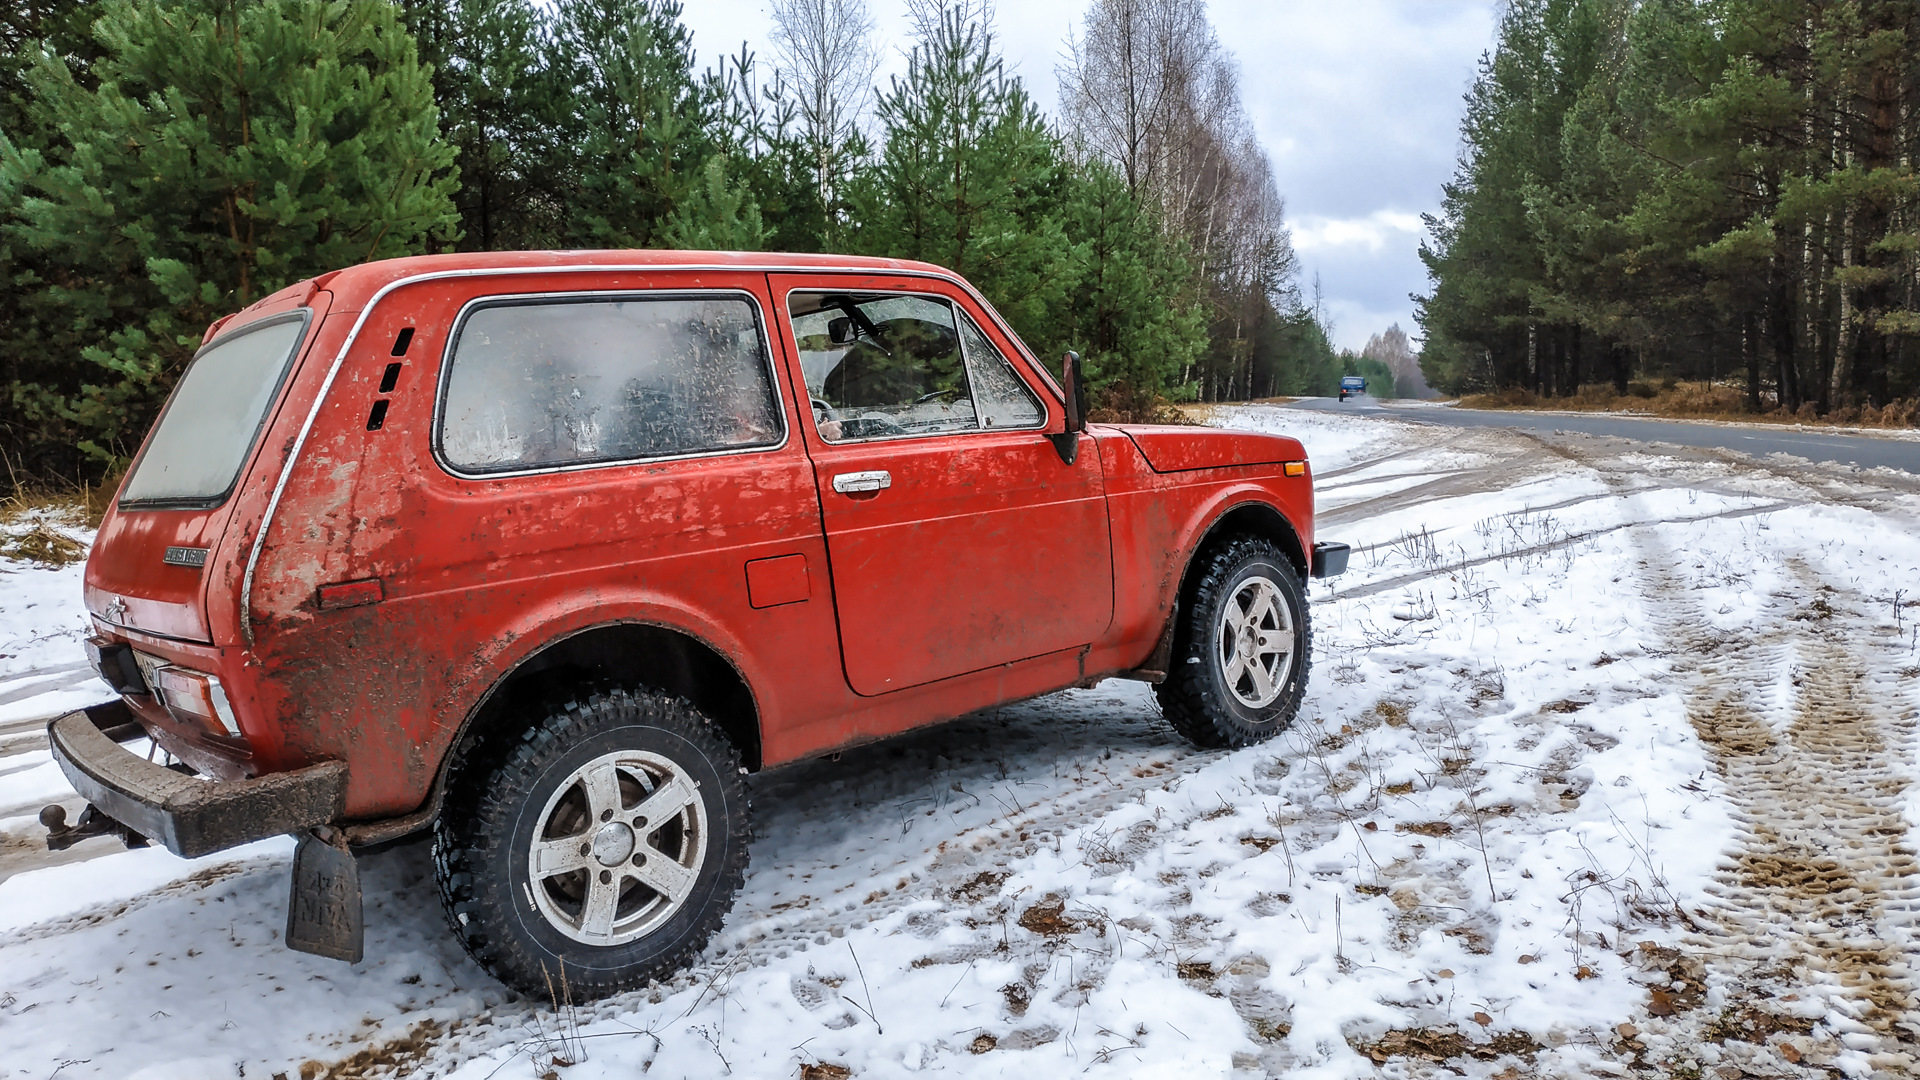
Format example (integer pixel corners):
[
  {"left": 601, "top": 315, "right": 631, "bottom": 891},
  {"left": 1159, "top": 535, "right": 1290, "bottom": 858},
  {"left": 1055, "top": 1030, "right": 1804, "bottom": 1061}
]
[
  {"left": 692, "top": 743, "right": 1231, "bottom": 983},
  {"left": 0, "top": 858, "right": 266, "bottom": 946},
  {"left": 1326, "top": 501, "right": 1797, "bottom": 604},
  {"left": 1300, "top": 431, "right": 1479, "bottom": 482},
  {"left": 1514, "top": 429, "right": 1920, "bottom": 1065},
  {"left": 1315, "top": 456, "right": 1540, "bottom": 528},
  {"left": 406, "top": 694, "right": 1236, "bottom": 1072},
  {"left": 1618, "top": 481, "right": 1920, "bottom": 1065}
]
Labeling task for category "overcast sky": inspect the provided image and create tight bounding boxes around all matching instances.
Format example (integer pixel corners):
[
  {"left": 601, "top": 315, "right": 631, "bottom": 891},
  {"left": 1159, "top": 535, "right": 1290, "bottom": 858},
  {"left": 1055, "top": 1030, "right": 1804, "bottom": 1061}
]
[{"left": 676, "top": 0, "right": 1498, "bottom": 352}]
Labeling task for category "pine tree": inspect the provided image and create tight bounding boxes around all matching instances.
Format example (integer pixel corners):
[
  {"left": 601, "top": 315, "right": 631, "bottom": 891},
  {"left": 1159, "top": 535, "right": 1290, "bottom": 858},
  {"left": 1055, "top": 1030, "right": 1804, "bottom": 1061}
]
[
  {"left": 0, "top": 0, "right": 103, "bottom": 477},
  {"left": 1055, "top": 160, "right": 1206, "bottom": 403},
  {"left": 852, "top": 8, "right": 1070, "bottom": 341},
  {"left": 545, "top": 0, "right": 765, "bottom": 250},
  {"left": 400, "top": 0, "right": 563, "bottom": 251},
  {"left": 709, "top": 43, "right": 836, "bottom": 254},
  {"left": 0, "top": 0, "right": 459, "bottom": 466},
  {"left": 1421, "top": 0, "right": 1920, "bottom": 414}
]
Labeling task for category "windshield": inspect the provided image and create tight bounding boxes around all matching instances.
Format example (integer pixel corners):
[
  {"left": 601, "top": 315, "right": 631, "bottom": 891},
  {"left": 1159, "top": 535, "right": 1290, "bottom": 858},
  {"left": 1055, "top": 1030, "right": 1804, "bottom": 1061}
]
[{"left": 120, "top": 312, "right": 309, "bottom": 506}]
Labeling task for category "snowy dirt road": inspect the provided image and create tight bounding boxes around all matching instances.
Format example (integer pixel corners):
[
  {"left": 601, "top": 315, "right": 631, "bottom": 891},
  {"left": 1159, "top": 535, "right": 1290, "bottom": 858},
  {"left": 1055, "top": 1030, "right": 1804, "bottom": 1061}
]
[{"left": 0, "top": 406, "right": 1916, "bottom": 1079}]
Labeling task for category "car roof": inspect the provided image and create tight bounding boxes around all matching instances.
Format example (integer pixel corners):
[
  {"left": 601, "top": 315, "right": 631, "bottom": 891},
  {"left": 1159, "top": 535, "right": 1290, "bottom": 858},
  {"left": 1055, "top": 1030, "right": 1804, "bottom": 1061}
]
[
  {"left": 304, "top": 250, "right": 962, "bottom": 309},
  {"left": 204, "top": 249, "right": 1065, "bottom": 395},
  {"left": 210, "top": 251, "right": 973, "bottom": 339}
]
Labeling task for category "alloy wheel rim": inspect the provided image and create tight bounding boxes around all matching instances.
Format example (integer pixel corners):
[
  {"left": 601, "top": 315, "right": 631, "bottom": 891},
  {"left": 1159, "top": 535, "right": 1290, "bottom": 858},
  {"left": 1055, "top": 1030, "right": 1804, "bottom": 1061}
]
[
  {"left": 527, "top": 749, "right": 707, "bottom": 946},
  {"left": 1215, "top": 574, "right": 1295, "bottom": 709}
]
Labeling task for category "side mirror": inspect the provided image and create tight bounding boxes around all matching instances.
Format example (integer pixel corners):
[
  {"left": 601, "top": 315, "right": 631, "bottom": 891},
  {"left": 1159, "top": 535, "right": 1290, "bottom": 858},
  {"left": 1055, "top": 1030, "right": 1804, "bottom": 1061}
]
[
  {"left": 1048, "top": 350, "right": 1089, "bottom": 465},
  {"left": 1061, "top": 350, "right": 1087, "bottom": 434}
]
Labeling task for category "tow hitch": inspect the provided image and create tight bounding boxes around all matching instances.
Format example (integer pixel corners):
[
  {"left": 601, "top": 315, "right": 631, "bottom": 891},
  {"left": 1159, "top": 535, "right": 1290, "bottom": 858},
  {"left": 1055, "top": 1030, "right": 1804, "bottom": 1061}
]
[
  {"left": 40, "top": 803, "right": 149, "bottom": 851},
  {"left": 41, "top": 809, "right": 365, "bottom": 964}
]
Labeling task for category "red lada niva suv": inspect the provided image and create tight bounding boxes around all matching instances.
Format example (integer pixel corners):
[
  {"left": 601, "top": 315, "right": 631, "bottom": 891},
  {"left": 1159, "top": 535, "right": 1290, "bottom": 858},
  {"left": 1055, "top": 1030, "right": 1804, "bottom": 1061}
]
[{"left": 48, "top": 250, "right": 1347, "bottom": 997}]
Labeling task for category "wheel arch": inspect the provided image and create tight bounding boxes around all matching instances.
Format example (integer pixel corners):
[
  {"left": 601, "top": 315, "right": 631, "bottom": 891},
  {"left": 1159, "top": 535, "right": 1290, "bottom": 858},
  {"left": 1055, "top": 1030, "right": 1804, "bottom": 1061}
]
[
  {"left": 461, "top": 621, "right": 762, "bottom": 767},
  {"left": 344, "top": 619, "right": 762, "bottom": 848},
  {"left": 1189, "top": 500, "right": 1308, "bottom": 583},
  {"left": 1128, "top": 497, "right": 1308, "bottom": 682}
]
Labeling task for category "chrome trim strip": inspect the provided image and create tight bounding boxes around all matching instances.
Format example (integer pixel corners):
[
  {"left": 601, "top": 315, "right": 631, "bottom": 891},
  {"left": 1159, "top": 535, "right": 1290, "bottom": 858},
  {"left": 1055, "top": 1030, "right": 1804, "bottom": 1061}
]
[{"left": 240, "top": 261, "right": 1057, "bottom": 648}]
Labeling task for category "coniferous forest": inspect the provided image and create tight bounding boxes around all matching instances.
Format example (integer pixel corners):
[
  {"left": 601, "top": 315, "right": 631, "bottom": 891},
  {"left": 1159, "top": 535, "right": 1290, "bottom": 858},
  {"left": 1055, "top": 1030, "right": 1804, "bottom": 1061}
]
[
  {"left": 1418, "top": 0, "right": 1920, "bottom": 421},
  {"left": 0, "top": 0, "right": 1346, "bottom": 484}
]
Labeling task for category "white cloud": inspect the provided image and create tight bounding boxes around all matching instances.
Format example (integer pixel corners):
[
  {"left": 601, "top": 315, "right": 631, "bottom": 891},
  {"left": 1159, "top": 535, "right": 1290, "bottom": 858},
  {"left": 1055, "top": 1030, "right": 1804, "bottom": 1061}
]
[
  {"left": 1319, "top": 297, "right": 1422, "bottom": 352},
  {"left": 675, "top": 0, "right": 1497, "bottom": 354},
  {"left": 1291, "top": 210, "right": 1427, "bottom": 255}
]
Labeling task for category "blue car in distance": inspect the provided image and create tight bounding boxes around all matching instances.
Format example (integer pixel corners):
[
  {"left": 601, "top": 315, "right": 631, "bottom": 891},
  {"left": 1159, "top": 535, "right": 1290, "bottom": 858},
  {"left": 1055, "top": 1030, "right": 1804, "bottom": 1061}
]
[{"left": 1339, "top": 375, "right": 1366, "bottom": 401}]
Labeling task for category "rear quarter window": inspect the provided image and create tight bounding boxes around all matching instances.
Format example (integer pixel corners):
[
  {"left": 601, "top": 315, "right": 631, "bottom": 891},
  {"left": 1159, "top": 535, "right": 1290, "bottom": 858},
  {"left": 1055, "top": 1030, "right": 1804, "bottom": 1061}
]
[{"left": 436, "top": 293, "right": 783, "bottom": 474}]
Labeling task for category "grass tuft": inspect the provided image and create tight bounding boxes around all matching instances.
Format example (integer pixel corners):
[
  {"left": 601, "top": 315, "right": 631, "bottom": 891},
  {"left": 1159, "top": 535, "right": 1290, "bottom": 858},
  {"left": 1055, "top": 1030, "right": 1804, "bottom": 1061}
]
[{"left": 3, "top": 523, "right": 86, "bottom": 567}]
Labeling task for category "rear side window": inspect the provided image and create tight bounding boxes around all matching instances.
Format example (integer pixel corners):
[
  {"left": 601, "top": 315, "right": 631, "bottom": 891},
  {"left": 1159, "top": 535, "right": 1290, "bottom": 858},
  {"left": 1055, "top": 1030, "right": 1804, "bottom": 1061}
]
[
  {"left": 120, "top": 312, "right": 309, "bottom": 507},
  {"left": 438, "top": 294, "right": 782, "bottom": 474}
]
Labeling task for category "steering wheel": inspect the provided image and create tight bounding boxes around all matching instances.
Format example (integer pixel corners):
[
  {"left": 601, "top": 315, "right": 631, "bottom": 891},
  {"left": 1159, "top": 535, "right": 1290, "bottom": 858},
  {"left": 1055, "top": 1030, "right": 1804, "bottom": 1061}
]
[
  {"left": 839, "top": 414, "right": 909, "bottom": 438},
  {"left": 812, "top": 398, "right": 906, "bottom": 438}
]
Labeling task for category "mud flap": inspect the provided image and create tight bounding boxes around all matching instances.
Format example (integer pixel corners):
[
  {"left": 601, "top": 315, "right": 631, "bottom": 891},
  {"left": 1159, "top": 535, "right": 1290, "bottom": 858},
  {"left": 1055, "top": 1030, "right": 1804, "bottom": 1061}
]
[{"left": 286, "top": 829, "right": 363, "bottom": 963}]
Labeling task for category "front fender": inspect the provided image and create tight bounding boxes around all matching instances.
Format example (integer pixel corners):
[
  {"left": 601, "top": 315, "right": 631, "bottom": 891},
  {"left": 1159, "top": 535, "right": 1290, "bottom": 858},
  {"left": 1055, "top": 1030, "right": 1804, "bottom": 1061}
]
[{"left": 1104, "top": 462, "right": 1313, "bottom": 679}]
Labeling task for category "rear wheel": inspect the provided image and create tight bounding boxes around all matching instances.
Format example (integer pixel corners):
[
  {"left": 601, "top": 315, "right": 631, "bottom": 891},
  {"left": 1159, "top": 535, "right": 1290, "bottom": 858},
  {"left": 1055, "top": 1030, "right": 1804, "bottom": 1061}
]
[
  {"left": 1155, "top": 535, "right": 1311, "bottom": 748},
  {"left": 433, "top": 686, "right": 750, "bottom": 999}
]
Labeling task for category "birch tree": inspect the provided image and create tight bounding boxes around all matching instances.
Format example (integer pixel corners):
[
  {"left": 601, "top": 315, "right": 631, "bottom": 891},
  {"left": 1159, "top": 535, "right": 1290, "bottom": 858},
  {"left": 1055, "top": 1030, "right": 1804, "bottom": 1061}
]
[{"left": 769, "top": 0, "right": 880, "bottom": 234}]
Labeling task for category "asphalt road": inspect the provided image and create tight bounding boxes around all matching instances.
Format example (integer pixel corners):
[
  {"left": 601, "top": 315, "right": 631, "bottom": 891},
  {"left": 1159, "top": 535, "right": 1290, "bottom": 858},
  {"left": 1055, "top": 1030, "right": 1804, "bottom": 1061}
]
[{"left": 1287, "top": 394, "right": 1920, "bottom": 475}]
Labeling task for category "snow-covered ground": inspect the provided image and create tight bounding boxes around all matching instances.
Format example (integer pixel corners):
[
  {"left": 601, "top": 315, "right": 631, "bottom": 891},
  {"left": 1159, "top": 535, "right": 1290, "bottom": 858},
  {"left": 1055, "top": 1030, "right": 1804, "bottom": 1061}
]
[{"left": 0, "top": 407, "right": 1916, "bottom": 1079}]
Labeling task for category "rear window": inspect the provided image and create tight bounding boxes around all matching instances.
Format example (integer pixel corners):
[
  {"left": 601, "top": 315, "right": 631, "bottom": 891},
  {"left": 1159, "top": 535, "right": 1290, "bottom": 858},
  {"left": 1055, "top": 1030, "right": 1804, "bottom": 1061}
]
[
  {"left": 120, "top": 312, "right": 310, "bottom": 507},
  {"left": 437, "top": 294, "right": 782, "bottom": 474}
]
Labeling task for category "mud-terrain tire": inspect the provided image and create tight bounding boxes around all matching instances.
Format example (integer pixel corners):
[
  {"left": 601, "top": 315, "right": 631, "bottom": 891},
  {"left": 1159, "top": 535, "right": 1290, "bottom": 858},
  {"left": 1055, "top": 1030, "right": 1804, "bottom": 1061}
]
[
  {"left": 432, "top": 686, "right": 750, "bottom": 1000},
  {"left": 1155, "top": 535, "right": 1311, "bottom": 748}
]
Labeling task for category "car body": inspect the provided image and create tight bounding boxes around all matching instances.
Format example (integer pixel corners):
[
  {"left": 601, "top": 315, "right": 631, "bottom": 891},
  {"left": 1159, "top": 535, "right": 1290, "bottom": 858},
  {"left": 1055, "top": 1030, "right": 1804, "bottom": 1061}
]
[
  {"left": 50, "top": 250, "right": 1346, "bottom": 991},
  {"left": 1339, "top": 375, "right": 1367, "bottom": 401}
]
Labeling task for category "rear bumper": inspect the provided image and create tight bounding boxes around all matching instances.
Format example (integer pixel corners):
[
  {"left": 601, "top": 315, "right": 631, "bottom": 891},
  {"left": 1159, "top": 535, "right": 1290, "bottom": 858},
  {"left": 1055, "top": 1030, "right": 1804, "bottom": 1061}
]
[
  {"left": 48, "top": 708, "right": 347, "bottom": 858},
  {"left": 1311, "top": 540, "right": 1350, "bottom": 578}
]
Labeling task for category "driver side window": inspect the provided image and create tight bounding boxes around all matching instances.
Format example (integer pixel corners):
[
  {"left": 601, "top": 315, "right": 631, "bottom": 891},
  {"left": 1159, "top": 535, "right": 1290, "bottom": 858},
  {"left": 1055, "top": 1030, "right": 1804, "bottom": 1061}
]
[{"left": 790, "top": 292, "right": 982, "bottom": 441}]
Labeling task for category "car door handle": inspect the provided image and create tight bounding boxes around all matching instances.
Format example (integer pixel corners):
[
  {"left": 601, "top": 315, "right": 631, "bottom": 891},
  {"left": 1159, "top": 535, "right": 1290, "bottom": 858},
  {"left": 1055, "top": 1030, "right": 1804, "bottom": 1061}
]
[{"left": 832, "top": 470, "right": 892, "bottom": 494}]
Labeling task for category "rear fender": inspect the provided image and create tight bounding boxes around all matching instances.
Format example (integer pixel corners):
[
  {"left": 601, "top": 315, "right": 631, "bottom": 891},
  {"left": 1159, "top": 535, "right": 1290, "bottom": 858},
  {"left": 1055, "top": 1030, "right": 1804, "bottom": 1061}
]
[{"left": 343, "top": 595, "right": 764, "bottom": 846}]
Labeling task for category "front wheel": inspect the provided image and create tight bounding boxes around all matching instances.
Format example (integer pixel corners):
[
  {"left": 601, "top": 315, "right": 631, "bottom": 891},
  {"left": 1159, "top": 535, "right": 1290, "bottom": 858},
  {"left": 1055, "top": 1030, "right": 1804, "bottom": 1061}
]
[
  {"left": 1155, "top": 535, "right": 1311, "bottom": 748},
  {"left": 433, "top": 686, "right": 750, "bottom": 999}
]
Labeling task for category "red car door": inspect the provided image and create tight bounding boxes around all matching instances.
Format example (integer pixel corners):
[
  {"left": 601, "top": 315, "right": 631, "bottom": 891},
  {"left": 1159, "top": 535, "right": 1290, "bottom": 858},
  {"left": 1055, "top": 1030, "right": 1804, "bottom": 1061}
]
[{"left": 769, "top": 274, "right": 1114, "bottom": 696}]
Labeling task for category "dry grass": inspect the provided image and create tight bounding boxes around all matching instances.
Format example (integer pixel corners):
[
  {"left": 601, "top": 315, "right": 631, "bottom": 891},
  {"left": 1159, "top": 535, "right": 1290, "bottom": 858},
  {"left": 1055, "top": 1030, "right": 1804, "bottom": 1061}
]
[
  {"left": 1, "top": 459, "right": 122, "bottom": 531},
  {"left": 1085, "top": 381, "right": 1196, "bottom": 425},
  {"left": 1349, "top": 1025, "right": 1542, "bottom": 1065},
  {"left": 0, "top": 492, "right": 104, "bottom": 569},
  {"left": 300, "top": 1019, "right": 449, "bottom": 1080},
  {"left": 1015, "top": 894, "right": 1086, "bottom": 937},
  {"left": 2, "top": 523, "right": 86, "bottom": 567},
  {"left": 1457, "top": 381, "right": 1920, "bottom": 430},
  {"left": 0, "top": 461, "right": 112, "bottom": 566}
]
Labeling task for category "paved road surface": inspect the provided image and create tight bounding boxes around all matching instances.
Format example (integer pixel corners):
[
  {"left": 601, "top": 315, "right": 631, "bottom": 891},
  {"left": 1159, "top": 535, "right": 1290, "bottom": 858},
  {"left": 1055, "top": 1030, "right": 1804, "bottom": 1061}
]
[{"left": 1288, "top": 394, "right": 1920, "bottom": 475}]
